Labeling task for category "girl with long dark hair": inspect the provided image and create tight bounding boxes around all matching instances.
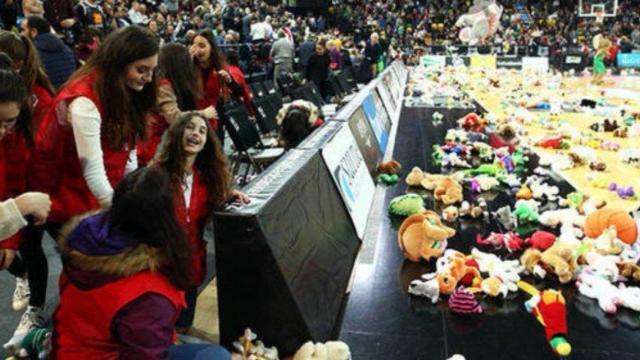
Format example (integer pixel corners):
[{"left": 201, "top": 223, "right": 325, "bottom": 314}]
[
  {"left": 0, "top": 56, "right": 53, "bottom": 356},
  {"left": 154, "top": 112, "right": 249, "bottom": 333},
  {"left": 137, "top": 43, "right": 217, "bottom": 165},
  {"left": 52, "top": 167, "right": 230, "bottom": 359},
  {"left": 15, "top": 26, "right": 160, "bottom": 340},
  {"left": 0, "top": 30, "right": 55, "bottom": 128},
  {"left": 190, "top": 29, "right": 254, "bottom": 141}
]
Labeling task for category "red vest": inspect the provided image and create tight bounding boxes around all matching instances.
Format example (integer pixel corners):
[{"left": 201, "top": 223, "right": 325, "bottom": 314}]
[
  {"left": 137, "top": 79, "right": 172, "bottom": 166},
  {"left": 174, "top": 170, "right": 212, "bottom": 286},
  {"left": 30, "top": 72, "right": 132, "bottom": 223},
  {"left": 197, "top": 67, "right": 221, "bottom": 130},
  {"left": 228, "top": 65, "right": 254, "bottom": 115},
  {"left": 31, "top": 84, "right": 54, "bottom": 128},
  {"left": 51, "top": 271, "right": 185, "bottom": 360},
  {"left": 0, "top": 132, "right": 31, "bottom": 249}
]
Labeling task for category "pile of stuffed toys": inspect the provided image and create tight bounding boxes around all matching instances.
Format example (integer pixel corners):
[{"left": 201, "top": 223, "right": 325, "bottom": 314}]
[{"left": 387, "top": 108, "right": 640, "bottom": 357}]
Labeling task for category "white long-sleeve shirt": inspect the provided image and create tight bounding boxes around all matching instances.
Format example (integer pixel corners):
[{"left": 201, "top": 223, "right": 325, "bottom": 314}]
[{"left": 69, "top": 97, "right": 138, "bottom": 205}]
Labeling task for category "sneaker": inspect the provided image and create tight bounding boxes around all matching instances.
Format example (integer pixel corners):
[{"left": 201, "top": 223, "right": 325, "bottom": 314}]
[
  {"left": 14, "top": 306, "right": 46, "bottom": 335},
  {"left": 12, "top": 276, "right": 30, "bottom": 311}
]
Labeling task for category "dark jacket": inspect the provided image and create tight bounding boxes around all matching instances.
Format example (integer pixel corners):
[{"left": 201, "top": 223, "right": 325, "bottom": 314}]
[
  {"left": 55, "top": 213, "right": 178, "bottom": 359},
  {"left": 305, "top": 52, "right": 330, "bottom": 84},
  {"left": 298, "top": 40, "right": 315, "bottom": 68},
  {"left": 33, "top": 33, "right": 76, "bottom": 89}
]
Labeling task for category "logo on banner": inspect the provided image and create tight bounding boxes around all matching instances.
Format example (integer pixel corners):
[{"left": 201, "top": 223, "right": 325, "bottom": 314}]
[
  {"left": 565, "top": 56, "right": 582, "bottom": 64},
  {"left": 421, "top": 55, "right": 446, "bottom": 68},
  {"left": 470, "top": 55, "right": 496, "bottom": 69},
  {"left": 496, "top": 57, "right": 523, "bottom": 69},
  {"left": 523, "top": 57, "right": 549, "bottom": 72},
  {"left": 617, "top": 53, "right": 640, "bottom": 69}
]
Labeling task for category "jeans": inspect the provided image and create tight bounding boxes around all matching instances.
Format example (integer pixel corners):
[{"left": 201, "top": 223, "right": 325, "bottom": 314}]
[
  {"left": 17, "top": 223, "right": 60, "bottom": 308},
  {"left": 169, "top": 344, "right": 231, "bottom": 360}
]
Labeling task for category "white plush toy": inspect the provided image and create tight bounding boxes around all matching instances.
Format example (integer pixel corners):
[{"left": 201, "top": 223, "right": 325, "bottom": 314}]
[
  {"left": 583, "top": 252, "right": 620, "bottom": 282},
  {"left": 408, "top": 277, "right": 440, "bottom": 303},
  {"left": 293, "top": 341, "right": 351, "bottom": 360},
  {"left": 576, "top": 270, "right": 621, "bottom": 314},
  {"left": 471, "top": 248, "right": 524, "bottom": 284},
  {"left": 617, "top": 284, "right": 640, "bottom": 312}
]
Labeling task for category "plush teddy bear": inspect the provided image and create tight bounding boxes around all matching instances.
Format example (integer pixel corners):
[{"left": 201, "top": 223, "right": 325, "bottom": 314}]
[
  {"left": 521, "top": 241, "right": 580, "bottom": 284},
  {"left": 398, "top": 210, "right": 457, "bottom": 262},
  {"left": 292, "top": 341, "right": 351, "bottom": 360},
  {"left": 434, "top": 176, "right": 464, "bottom": 205}
]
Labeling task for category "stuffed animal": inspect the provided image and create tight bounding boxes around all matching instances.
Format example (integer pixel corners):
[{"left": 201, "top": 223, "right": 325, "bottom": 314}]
[
  {"left": 512, "top": 200, "right": 540, "bottom": 224},
  {"left": 408, "top": 276, "right": 440, "bottom": 303},
  {"left": 618, "top": 261, "right": 640, "bottom": 282},
  {"left": 233, "top": 329, "right": 279, "bottom": 360},
  {"left": 470, "top": 248, "right": 524, "bottom": 292},
  {"left": 4, "top": 328, "right": 51, "bottom": 360},
  {"left": 292, "top": 341, "right": 351, "bottom": 360},
  {"left": 517, "top": 281, "right": 571, "bottom": 356},
  {"left": 582, "top": 251, "right": 621, "bottom": 282},
  {"left": 388, "top": 194, "right": 425, "bottom": 217},
  {"left": 459, "top": 199, "right": 488, "bottom": 219},
  {"left": 476, "top": 232, "right": 524, "bottom": 253},
  {"left": 583, "top": 226, "right": 625, "bottom": 256},
  {"left": 470, "top": 276, "right": 509, "bottom": 297},
  {"left": 448, "top": 286, "right": 483, "bottom": 315},
  {"left": 442, "top": 206, "right": 459, "bottom": 222},
  {"left": 494, "top": 205, "right": 517, "bottom": 230},
  {"left": 576, "top": 270, "right": 621, "bottom": 314},
  {"left": 539, "top": 208, "right": 585, "bottom": 229},
  {"left": 426, "top": 250, "right": 482, "bottom": 295},
  {"left": 398, "top": 210, "right": 456, "bottom": 262},
  {"left": 515, "top": 184, "right": 533, "bottom": 200},
  {"left": 617, "top": 284, "right": 640, "bottom": 312},
  {"left": 520, "top": 241, "right": 580, "bottom": 283},
  {"left": 434, "top": 176, "right": 464, "bottom": 205},
  {"left": 473, "top": 175, "right": 500, "bottom": 191},
  {"left": 377, "top": 160, "right": 402, "bottom": 175},
  {"left": 584, "top": 209, "right": 638, "bottom": 245},
  {"left": 525, "top": 231, "right": 556, "bottom": 251}
]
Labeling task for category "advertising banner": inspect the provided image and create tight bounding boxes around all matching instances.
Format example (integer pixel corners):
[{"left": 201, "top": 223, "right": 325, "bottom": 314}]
[
  {"left": 523, "top": 57, "right": 550, "bottom": 72},
  {"left": 421, "top": 55, "right": 446, "bottom": 68},
  {"left": 617, "top": 53, "right": 640, "bottom": 69},
  {"left": 470, "top": 54, "right": 497, "bottom": 69}
]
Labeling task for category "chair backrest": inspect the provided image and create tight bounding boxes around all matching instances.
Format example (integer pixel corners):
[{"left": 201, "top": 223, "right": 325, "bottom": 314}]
[
  {"left": 250, "top": 83, "right": 267, "bottom": 98},
  {"left": 290, "top": 83, "right": 324, "bottom": 109},
  {"left": 223, "top": 104, "right": 262, "bottom": 151},
  {"left": 253, "top": 96, "right": 279, "bottom": 134},
  {"left": 327, "top": 73, "right": 344, "bottom": 98},
  {"left": 335, "top": 70, "right": 354, "bottom": 94},
  {"left": 262, "top": 80, "right": 277, "bottom": 95}
]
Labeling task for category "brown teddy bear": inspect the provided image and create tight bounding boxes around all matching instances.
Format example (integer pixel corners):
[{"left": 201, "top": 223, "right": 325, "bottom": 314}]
[
  {"left": 398, "top": 210, "right": 457, "bottom": 262},
  {"left": 434, "top": 176, "right": 464, "bottom": 205},
  {"left": 520, "top": 241, "right": 580, "bottom": 284}
]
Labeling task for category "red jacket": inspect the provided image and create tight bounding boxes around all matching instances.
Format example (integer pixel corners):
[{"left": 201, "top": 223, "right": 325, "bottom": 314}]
[
  {"left": 52, "top": 271, "right": 185, "bottom": 360},
  {"left": 228, "top": 64, "right": 254, "bottom": 115},
  {"left": 137, "top": 79, "right": 172, "bottom": 166},
  {"left": 0, "top": 132, "right": 31, "bottom": 249},
  {"left": 31, "top": 84, "right": 54, "bottom": 128},
  {"left": 174, "top": 170, "right": 212, "bottom": 286},
  {"left": 196, "top": 67, "right": 221, "bottom": 130},
  {"left": 30, "top": 72, "right": 132, "bottom": 224}
]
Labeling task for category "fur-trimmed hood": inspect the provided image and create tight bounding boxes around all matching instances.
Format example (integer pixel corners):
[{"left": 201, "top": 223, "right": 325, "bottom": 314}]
[
  {"left": 57, "top": 213, "right": 165, "bottom": 290},
  {"left": 275, "top": 99, "right": 320, "bottom": 127}
]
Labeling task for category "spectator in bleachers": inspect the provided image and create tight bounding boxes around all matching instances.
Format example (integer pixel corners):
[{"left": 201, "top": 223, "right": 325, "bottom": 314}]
[
  {"left": 42, "top": 0, "right": 76, "bottom": 35},
  {"left": 276, "top": 99, "right": 322, "bottom": 149},
  {"left": 21, "top": 0, "right": 44, "bottom": 19},
  {"left": 23, "top": 16, "right": 76, "bottom": 89},
  {"left": 270, "top": 29, "right": 294, "bottom": 90},
  {"left": 298, "top": 35, "right": 316, "bottom": 71},
  {"left": 305, "top": 40, "right": 330, "bottom": 100},
  {"left": 75, "top": 0, "right": 106, "bottom": 34},
  {"left": 364, "top": 32, "right": 382, "bottom": 80},
  {"left": 327, "top": 39, "right": 341, "bottom": 70}
]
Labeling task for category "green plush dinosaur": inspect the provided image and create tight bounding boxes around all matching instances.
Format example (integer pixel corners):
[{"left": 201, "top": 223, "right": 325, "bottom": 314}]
[
  {"left": 465, "top": 164, "right": 503, "bottom": 177},
  {"left": 511, "top": 148, "right": 528, "bottom": 175},
  {"left": 388, "top": 194, "right": 425, "bottom": 216},
  {"left": 512, "top": 202, "right": 539, "bottom": 224},
  {"left": 377, "top": 174, "right": 399, "bottom": 186},
  {"left": 564, "top": 192, "right": 584, "bottom": 209},
  {"left": 432, "top": 145, "right": 444, "bottom": 166}
]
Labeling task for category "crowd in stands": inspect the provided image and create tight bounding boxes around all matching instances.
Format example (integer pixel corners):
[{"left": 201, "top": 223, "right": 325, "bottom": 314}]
[{"left": 0, "top": 0, "right": 640, "bottom": 359}]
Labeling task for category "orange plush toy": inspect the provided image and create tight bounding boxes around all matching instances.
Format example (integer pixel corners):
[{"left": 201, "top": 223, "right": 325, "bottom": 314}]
[
  {"left": 584, "top": 209, "right": 638, "bottom": 245},
  {"left": 398, "top": 210, "right": 457, "bottom": 262},
  {"left": 434, "top": 177, "right": 464, "bottom": 205}
]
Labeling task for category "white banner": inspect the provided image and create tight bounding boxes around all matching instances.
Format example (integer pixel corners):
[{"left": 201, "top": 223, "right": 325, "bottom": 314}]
[
  {"left": 421, "top": 55, "right": 446, "bottom": 69},
  {"left": 321, "top": 127, "right": 375, "bottom": 239},
  {"left": 523, "top": 57, "right": 549, "bottom": 73}
]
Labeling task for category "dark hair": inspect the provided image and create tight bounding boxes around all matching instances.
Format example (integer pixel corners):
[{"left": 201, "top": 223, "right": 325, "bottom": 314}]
[
  {"left": 193, "top": 29, "right": 227, "bottom": 71},
  {"left": 154, "top": 112, "right": 232, "bottom": 209},
  {"left": 226, "top": 50, "right": 240, "bottom": 66},
  {"left": 0, "top": 54, "right": 33, "bottom": 145},
  {"left": 107, "top": 167, "right": 192, "bottom": 290},
  {"left": 26, "top": 15, "right": 51, "bottom": 35},
  {"left": 69, "top": 26, "right": 159, "bottom": 150},
  {"left": 280, "top": 107, "right": 312, "bottom": 149},
  {"left": 0, "top": 30, "right": 55, "bottom": 96},
  {"left": 157, "top": 43, "right": 198, "bottom": 111}
]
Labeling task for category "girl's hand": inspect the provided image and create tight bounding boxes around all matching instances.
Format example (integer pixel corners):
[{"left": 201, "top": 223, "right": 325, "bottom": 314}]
[
  {"left": 230, "top": 190, "right": 251, "bottom": 204},
  {"left": 218, "top": 70, "right": 231, "bottom": 83}
]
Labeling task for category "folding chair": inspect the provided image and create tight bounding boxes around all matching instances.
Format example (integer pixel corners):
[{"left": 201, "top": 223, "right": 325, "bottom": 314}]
[
  {"left": 249, "top": 82, "right": 267, "bottom": 99},
  {"left": 253, "top": 96, "right": 279, "bottom": 135},
  {"left": 223, "top": 104, "right": 284, "bottom": 184},
  {"left": 262, "top": 80, "right": 277, "bottom": 95}
]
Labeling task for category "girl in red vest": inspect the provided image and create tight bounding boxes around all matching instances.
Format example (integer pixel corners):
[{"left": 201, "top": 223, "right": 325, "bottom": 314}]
[
  {"left": 0, "top": 31, "right": 55, "bottom": 128},
  {"left": 153, "top": 112, "right": 249, "bottom": 334},
  {"left": 190, "top": 30, "right": 254, "bottom": 143},
  {"left": 138, "top": 43, "right": 218, "bottom": 166},
  {"left": 18, "top": 26, "right": 160, "bottom": 340},
  {"left": 0, "top": 57, "right": 54, "bottom": 356},
  {"left": 52, "top": 166, "right": 230, "bottom": 360}
]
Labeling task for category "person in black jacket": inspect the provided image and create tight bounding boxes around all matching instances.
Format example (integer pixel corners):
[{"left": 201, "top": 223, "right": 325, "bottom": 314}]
[
  {"left": 23, "top": 16, "right": 76, "bottom": 89},
  {"left": 305, "top": 41, "right": 330, "bottom": 100}
]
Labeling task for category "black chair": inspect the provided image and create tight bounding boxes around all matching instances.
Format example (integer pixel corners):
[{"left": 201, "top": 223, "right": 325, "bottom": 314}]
[
  {"left": 262, "top": 80, "right": 277, "bottom": 95},
  {"left": 223, "top": 104, "right": 284, "bottom": 183},
  {"left": 290, "top": 83, "right": 324, "bottom": 109},
  {"left": 249, "top": 83, "right": 267, "bottom": 99},
  {"left": 253, "top": 96, "right": 279, "bottom": 134},
  {"left": 336, "top": 70, "right": 355, "bottom": 94},
  {"left": 326, "top": 73, "right": 344, "bottom": 99}
]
